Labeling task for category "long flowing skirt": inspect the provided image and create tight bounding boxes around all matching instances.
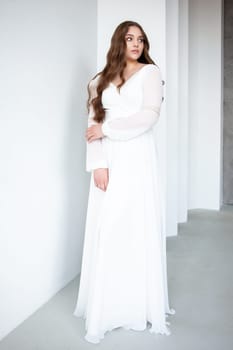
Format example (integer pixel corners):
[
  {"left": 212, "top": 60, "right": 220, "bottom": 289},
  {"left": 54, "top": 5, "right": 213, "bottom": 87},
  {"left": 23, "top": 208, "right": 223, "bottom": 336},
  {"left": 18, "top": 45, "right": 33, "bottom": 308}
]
[{"left": 73, "top": 130, "right": 175, "bottom": 343}]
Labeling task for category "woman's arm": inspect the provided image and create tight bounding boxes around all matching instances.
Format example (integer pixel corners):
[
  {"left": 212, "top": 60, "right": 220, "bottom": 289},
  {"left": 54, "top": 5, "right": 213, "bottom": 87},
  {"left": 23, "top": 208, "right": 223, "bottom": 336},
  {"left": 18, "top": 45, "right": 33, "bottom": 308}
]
[
  {"left": 86, "top": 77, "right": 108, "bottom": 172},
  {"left": 86, "top": 108, "right": 108, "bottom": 172},
  {"left": 101, "top": 65, "right": 163, "bottom": 141}
]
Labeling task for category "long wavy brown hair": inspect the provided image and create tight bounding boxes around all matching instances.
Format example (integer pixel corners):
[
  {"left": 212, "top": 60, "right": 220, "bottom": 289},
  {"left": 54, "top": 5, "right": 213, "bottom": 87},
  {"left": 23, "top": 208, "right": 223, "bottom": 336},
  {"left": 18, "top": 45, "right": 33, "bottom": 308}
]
[{"left": 88, "top": 20, "right": 157, "bottom": 123}]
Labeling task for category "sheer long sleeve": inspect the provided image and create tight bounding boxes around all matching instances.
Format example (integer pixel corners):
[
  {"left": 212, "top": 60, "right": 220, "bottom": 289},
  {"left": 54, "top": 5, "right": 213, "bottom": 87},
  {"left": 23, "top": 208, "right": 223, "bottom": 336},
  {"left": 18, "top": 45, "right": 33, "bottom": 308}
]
[
  {"left": 86, "top": 77, "right": 108, "bottom": 172},
  {"left": 101, "top": 65, "right": 163, "bottom": 141}
]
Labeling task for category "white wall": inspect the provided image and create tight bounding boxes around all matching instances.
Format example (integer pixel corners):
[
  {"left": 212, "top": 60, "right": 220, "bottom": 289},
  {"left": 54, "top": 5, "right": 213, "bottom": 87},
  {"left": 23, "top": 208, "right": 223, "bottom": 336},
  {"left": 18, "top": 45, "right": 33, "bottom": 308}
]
[
  {"left": 0, "top": 0, "right": 97, "bottom": 340},
  {"left": 188, "top": 0, "right": 223, "bottom": 209}
]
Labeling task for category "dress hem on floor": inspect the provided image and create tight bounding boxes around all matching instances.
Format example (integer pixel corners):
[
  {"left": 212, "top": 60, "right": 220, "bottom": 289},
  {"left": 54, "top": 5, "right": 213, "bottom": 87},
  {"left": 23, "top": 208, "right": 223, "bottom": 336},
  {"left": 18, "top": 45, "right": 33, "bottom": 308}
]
[{"left": 73, "top": 307, "right": 176, "bottom": 344}]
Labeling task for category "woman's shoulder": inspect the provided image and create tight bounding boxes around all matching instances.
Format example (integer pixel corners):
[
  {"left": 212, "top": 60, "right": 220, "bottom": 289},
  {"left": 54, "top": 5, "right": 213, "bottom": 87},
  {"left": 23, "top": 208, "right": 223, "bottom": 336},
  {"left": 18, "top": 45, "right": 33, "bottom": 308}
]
[
  {"left": 142, "top": 63, "right": 161, "bottom": 74},
  {"left": 141, "top": 63, "right": 163, "bottom": 83}
]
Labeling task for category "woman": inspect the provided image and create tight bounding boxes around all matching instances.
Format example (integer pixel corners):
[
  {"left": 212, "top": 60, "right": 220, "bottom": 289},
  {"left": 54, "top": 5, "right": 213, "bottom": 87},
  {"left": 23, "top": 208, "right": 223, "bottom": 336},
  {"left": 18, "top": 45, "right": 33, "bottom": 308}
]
[{"left": 73, "top": 20, "right": 175, "bottom": 344}]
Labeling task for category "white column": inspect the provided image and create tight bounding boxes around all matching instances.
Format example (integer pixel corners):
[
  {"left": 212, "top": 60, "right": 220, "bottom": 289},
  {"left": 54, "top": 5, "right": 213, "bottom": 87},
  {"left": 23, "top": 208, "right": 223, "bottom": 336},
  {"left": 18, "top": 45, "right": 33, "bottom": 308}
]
[
  {"left": 166, "top": 0, "right": 179, "bottom": 235},
  {"left": 178, "top": 0, "right": 189, "bottom": 222}
]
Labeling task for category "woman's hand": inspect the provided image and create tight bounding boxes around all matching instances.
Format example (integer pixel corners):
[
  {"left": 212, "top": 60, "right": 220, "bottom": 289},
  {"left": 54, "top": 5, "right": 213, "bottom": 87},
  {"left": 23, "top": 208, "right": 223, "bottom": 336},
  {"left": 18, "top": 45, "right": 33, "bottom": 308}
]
[
  {"left": 94, "top": 168, "right": 109, "bottom": 192},
  {"left": 86, "top": 124, "right": 104, "bottom": 143}
]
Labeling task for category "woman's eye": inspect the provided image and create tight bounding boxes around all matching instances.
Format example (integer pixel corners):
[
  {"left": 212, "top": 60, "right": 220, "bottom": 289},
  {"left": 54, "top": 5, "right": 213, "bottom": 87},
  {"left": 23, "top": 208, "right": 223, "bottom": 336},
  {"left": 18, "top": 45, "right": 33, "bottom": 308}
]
[{"left": 125, "top": 37, "right": 144, "bottom": 43}]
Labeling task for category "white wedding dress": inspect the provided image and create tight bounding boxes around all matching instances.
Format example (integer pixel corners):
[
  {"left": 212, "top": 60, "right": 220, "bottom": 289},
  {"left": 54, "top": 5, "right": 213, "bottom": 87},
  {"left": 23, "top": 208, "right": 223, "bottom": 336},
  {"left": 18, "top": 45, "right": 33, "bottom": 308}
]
[{"left": 73, "top": 64, "right": 175, "bottom": 344}]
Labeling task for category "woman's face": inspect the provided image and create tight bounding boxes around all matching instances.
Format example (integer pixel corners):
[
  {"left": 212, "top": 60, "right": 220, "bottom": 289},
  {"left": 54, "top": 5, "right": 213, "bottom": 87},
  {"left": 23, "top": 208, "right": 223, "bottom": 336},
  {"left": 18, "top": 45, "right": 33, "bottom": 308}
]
[{"left": 124, "top": 26, "right": 144, "bottom": 62}]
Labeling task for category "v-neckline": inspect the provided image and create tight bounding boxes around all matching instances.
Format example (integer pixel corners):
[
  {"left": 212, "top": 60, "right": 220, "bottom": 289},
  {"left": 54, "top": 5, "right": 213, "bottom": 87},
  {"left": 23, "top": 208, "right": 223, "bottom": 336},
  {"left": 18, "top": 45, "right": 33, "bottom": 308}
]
[{"left": 110, "top": 64, "right": 150, "bottom": 89}]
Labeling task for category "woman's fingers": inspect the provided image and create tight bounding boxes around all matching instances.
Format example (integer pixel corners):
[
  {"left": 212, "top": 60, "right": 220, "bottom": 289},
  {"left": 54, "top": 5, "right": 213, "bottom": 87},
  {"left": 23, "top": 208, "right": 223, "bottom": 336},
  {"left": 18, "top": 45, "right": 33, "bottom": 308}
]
[
  {"left": 85, "top": 124, "right": 103, "bottom": 142},
  {"left": 97, "top": 181, "right": 107, "bottom": 191},
  {"left": 94, "top": 168, "right": 109, "bottom": 192},
  {"left": 86, "top": 132, "right": 96, "bottom": 143},
  {"left": 95, "top": 179, "right": 108, "bottom": 192},
  {"left": 86, "top": 130, "right": 93, "bottom": 140},
  {"left": 104, "top": 177, "right": 108, "bottom": 191}
]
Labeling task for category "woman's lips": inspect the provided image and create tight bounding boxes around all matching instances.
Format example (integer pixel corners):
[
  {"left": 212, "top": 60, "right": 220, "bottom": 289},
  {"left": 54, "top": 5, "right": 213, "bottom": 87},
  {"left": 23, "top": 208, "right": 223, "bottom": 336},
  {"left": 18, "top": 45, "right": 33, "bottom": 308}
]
[{"left": 131, "top": 50, "right": 139, "bottom": 54}]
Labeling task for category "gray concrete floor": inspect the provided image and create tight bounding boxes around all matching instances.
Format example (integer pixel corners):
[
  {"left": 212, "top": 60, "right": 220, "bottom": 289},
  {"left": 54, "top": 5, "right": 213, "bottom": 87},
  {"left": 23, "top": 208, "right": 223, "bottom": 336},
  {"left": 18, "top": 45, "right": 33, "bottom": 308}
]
[{"left": 1, "top": 206, "right": 233, "bottom": 350}]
